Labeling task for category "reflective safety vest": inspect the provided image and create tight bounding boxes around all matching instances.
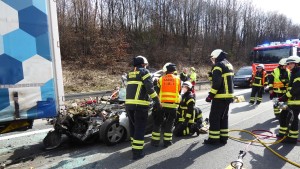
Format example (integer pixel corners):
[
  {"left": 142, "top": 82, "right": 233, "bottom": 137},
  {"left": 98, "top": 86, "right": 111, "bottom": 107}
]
[
  {"left": 158, "top": 74, "right": 181, "bottom": 108},
  {"left": 269, "top": 68, "right": 290, "bottom": 93},
  {"left": 252, "top": 70, "right": 267, "bottom": 87},
  {"left": 190, "top": 71, "right": 197, "bottom": 83}
]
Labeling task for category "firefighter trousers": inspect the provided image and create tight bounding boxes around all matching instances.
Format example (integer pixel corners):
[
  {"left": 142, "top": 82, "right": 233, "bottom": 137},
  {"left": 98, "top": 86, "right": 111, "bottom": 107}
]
[
  {"left": 278, "top": 106, "right": 300, "bottom": 140},
  {"left": 250, "top": 86, "right": 263, "bottom": 103},
  {"left": 208, "top": 99, "right": 230, "bottom": 142},
  {"left": 127, "top": 108, "right": 148, "bottom": 152},
  {"left": 151, "top": 107, "right": 176, "bottom": 144}
]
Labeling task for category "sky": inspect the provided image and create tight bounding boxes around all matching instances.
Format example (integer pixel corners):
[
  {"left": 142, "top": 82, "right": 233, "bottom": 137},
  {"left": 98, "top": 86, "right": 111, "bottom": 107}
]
[{"left": 251, "top": 0, "right": 300, "bottom": 24}]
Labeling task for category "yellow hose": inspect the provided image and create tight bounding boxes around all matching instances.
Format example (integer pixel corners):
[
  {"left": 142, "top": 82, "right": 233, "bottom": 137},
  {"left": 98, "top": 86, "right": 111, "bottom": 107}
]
[{"left": 229, "top": 129, "right": 300, "bottom": 168}]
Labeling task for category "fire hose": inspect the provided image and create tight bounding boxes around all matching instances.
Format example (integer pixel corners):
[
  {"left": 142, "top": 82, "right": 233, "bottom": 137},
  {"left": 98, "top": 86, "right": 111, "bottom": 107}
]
[{"left": 228, "top": 100, "right": 300, "bottom": 168}]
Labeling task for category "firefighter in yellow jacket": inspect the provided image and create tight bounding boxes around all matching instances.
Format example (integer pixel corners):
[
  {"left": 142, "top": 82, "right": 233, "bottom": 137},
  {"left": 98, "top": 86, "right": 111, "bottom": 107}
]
[
  {"left": 125, "top": 56, "right": 161, "bottom": 160},
  {"left": 269, "top": 58, "right": 290, "bottom": 119},
  {"left": 151, "top": 63, "right": 181, "bottom": 147},
  {"left": 204, "top": 49, "right": 234, "bottom": 145}
]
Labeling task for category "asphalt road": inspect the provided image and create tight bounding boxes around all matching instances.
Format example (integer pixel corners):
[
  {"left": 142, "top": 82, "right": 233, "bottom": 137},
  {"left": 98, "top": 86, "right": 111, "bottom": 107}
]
[{"left": 1, "top": 88, "right": 300, "bottom": 169}]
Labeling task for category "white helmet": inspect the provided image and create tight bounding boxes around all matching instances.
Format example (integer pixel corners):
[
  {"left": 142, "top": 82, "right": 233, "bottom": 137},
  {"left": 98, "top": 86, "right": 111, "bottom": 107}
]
[
  {"left": 182, "top": 81, "right": 193, "bottom": 89},
  {"left": 210, "top": 49, "right": 223, "bottom": 59},
  {"left": 136, "top": 55, "right": 148, "bottom": 65},
  {"left": 162, "top": 62, "right": 172, "bottom": 72},
  {"left": 279, "top": 58, "right": 287, "bottom": 66},
  {"left": 256, "top": 64, "right": 264, "bottom": 69},
  {"left": 286, "top": 55, "right": 300, "bottom": 64}
]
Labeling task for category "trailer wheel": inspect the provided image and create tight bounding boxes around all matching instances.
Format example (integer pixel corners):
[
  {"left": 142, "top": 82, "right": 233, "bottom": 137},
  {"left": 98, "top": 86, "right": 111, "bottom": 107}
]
[{"left": 100, "top": 118, "right": 126, "bottom": 146}]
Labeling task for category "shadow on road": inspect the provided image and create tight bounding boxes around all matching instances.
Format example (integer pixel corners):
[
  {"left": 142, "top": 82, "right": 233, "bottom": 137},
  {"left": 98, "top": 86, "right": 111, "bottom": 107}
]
[{"left": 231, "top": 103, "right": 258, "bottom": 114}]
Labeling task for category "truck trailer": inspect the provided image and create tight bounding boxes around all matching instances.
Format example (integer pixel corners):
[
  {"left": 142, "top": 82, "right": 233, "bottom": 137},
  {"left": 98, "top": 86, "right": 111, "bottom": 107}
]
[{"left": 0, "top": 0, "right": 64, "bottom": 133}]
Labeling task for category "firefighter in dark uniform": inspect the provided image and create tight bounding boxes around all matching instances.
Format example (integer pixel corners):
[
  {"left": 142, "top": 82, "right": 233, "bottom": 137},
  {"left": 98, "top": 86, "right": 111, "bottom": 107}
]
[
  {"left": 269, "top": 58, "right": 290, "bottom": 119},
  {"left": 249, "top": 64, "right": 267, "bottom": 105},
  {"left": 151, "top": 63, "right": 181, "bottom": 147},
  {"left": 277, "top": 55, "right": 300, "bottom": 144},
  {"left": 125, "top": 55, "right": 161, "bottom": 160},
  {"left": 180, "top": 68, "right": 189, "bottom": 82},
  {"left": 204, "top": 49, "right": 234, "bottom": 145},
  {"left": 174, "top": 81, "right": 203, "bottom": 137}
]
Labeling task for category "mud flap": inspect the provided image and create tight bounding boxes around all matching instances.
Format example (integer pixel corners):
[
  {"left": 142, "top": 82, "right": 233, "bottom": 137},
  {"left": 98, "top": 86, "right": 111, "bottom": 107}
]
[{"left": 43, "top": 130, "right": 62, "bottom": 150}]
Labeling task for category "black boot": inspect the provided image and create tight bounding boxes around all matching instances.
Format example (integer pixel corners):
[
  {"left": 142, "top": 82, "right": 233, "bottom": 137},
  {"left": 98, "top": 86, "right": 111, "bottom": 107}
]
[
  {"left": 281, "top": 137, "right": 297, "bottom": 144},
  {"left": 220, "top": 139, "right": 227, "bottom": 145},
  {"left": 256, "top": 101, "right": 261, "bottom": 105},
  {"left": 132, "top": 149, "right": 145, "bottom": 160},
  {"left": 150, "top": 140, "right": 159, "bottom": 147},
  {"left": 249, "top": 101, "right": 255, "bottom": 105},
  {"left": 203, "top": 139, "right": 219, "bottom": 145},
  {"left": 163, "top": 141, "right": 173, "bottom": 148}
]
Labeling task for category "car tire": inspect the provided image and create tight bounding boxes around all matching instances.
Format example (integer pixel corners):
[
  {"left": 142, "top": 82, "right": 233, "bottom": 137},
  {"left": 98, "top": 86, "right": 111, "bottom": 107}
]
[{"left": 100, "top": 118, "right": 126, "bottom": 146}]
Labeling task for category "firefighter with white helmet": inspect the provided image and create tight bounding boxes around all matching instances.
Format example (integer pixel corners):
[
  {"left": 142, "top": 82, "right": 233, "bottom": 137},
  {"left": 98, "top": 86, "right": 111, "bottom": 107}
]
[
  {"left": 277, "top": 55, "right": 300, "bottom": 144},
  {"left": 125, "top": 55, "right": 161, "bottom": 160},
  {"left": 174, "top": 81, "right": 203, "bottom": 137},
  {"left": 204, "top": 49, "right": 234, "bottom": 145},
  {"left": 249, "top": 64, "right": 268, "bottom": 105},
  {"left": 269, "top": 58, "right": 290, "bottom": 119},
  {"left": 151, "top": 62, "right": 181, "bottom": 148}
]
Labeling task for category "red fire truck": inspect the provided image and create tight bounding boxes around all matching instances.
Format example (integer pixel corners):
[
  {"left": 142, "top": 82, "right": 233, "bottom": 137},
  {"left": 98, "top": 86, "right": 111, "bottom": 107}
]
[{"left": 251, "top": 39, "right": 300, "bottom": 74}]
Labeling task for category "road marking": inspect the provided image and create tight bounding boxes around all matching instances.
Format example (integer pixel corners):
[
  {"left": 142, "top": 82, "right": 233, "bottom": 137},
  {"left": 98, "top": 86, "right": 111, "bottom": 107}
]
[{"left": 0, "top": 128, "right": 52, "bottom": 141}]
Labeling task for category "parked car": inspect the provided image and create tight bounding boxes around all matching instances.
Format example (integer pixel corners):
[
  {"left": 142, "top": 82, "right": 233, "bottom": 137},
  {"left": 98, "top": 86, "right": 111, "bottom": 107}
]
[{"left": 233, "top": 66, "right": 252, "bottom": 87}]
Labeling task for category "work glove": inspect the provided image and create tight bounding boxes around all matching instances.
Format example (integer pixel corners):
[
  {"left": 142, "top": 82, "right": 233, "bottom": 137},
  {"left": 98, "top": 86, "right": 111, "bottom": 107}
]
[
  {"left": 278, "top": 95, "right": 288, "bottom": 102},
  {"left": 205, "top": 95, "right": 213, "bottom": 102},
  {"left": 153, "top": 97, "right": 162, "bottom": 110},
  {"left": 269, "top": 92, "right": 275, "bottom": 100}
]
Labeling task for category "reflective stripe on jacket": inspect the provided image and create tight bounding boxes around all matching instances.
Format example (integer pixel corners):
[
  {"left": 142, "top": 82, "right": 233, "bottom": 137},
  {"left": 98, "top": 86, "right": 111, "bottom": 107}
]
[
  {"left": 158, "top": 73, "right": 181, "bottom": 108},
  {"left": 209, "top": 59, "right": 234, "bottom": 99},
  {"left": 125, "top": 67, "right": 158, "bottom": 108}
]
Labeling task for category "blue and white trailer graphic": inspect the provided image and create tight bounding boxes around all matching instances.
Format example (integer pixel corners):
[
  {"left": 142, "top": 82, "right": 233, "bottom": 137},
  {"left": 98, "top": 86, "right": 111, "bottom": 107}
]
[{"left": 0, "top": 0, "right": 64, "bottom": 133}]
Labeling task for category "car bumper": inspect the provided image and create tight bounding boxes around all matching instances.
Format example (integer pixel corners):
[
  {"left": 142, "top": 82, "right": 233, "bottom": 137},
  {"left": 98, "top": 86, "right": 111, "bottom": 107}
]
[{"left": 233, "top": 80, "right": 250, "bottom": 87}]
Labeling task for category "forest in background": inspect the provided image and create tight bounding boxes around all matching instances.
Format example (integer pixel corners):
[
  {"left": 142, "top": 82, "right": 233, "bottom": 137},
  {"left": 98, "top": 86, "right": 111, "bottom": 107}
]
[{"left": 56, "top": 0, "right": 300, "bottom": 92}]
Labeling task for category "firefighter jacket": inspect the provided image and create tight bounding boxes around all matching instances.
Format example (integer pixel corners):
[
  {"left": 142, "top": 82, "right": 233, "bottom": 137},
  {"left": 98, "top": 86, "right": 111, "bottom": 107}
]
[
  {"left": 180, "top": 72, "right": 189, "bottom": 82},
  {"left": 190, "top": 71, "right": 197, "bottom": 83},
  {"left": 268, "top": 67, "right": 290, "bottom": 93},
  {"left": 125, "top": 66, "right": 158, "bottom": 109},
  {"left": 251, "top": 70, "right": 267, "bottom": 87},
  {"left": 284, "top": 67, "right": 300, "bottom": 106},
  {"left": 209, "top": 59, "right": 234, "bottom": 99},
  {"left": 177, "top": 91, "right": 195, "bottom": 124},
  {"left": 158, "top": 73, "right": 181, "bottom": 108}
]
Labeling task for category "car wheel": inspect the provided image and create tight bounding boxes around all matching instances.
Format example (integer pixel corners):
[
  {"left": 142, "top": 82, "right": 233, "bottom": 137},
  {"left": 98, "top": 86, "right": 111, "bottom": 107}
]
[{"left": 100, "top": 118, "right": 126, "bottom": 146}]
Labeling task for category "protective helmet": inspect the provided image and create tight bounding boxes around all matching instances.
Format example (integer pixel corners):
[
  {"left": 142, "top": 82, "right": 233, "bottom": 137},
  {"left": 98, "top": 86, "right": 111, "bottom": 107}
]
[
  {"left": 133, "top": 55, "right": 148, "bottom": 66},
  {"left": 211, "top": 49, "right": 226, "bottom": 59},
  {"left": 166, "top": 63, "right": 176, "bottom": 72},
  {"left": 191, "top": 67, "right": 195, "bottom": 71},
  {"left": 256, "top": 64, "right": 264, "bottom": 69},
  {"left": 163, "top": 62, "right": 172, "bottom": 72},
  {"left": 286, "top": 55, "right": 300, "bottom": 64},
  {"left": 182, "top": 81, "right": 193, "bottom": 89},
  {"left": 279, "top": 58, "right": 287, "bottom": 66}
]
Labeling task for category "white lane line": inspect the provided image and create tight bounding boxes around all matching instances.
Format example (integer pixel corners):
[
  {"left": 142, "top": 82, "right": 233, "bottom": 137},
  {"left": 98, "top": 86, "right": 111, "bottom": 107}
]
[{"left": 0, "top": 128, "right": 52, "bottom": 141}]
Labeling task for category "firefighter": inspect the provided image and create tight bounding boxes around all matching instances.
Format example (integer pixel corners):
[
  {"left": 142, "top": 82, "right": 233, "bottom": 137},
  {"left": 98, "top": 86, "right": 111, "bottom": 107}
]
[
  {"left": 190, "top": 67, "right": 197, "bottom": 96},
  {"left": 269, "top": 58, "right": 290, "bottom": 119},
  {"left": 174, "top": 81, "right": 203, "bottom": 137},
  {"left": 249, "top": 64, "right": 267, "bottom": 105},
  {"left": 277, "top": 55, "right": 300, "bottom": 144},
  {"left": 180, "top": 68, "right": 189, "bottom": 82},
  {"left": 151, "top": 63, "right": 181, "bottom": 148},
  {"left": 125, "top": 55, "right": 161, "bottom": 160},
  {"left": 204, "top": 49, "right": 234, "bottom": 145}
]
